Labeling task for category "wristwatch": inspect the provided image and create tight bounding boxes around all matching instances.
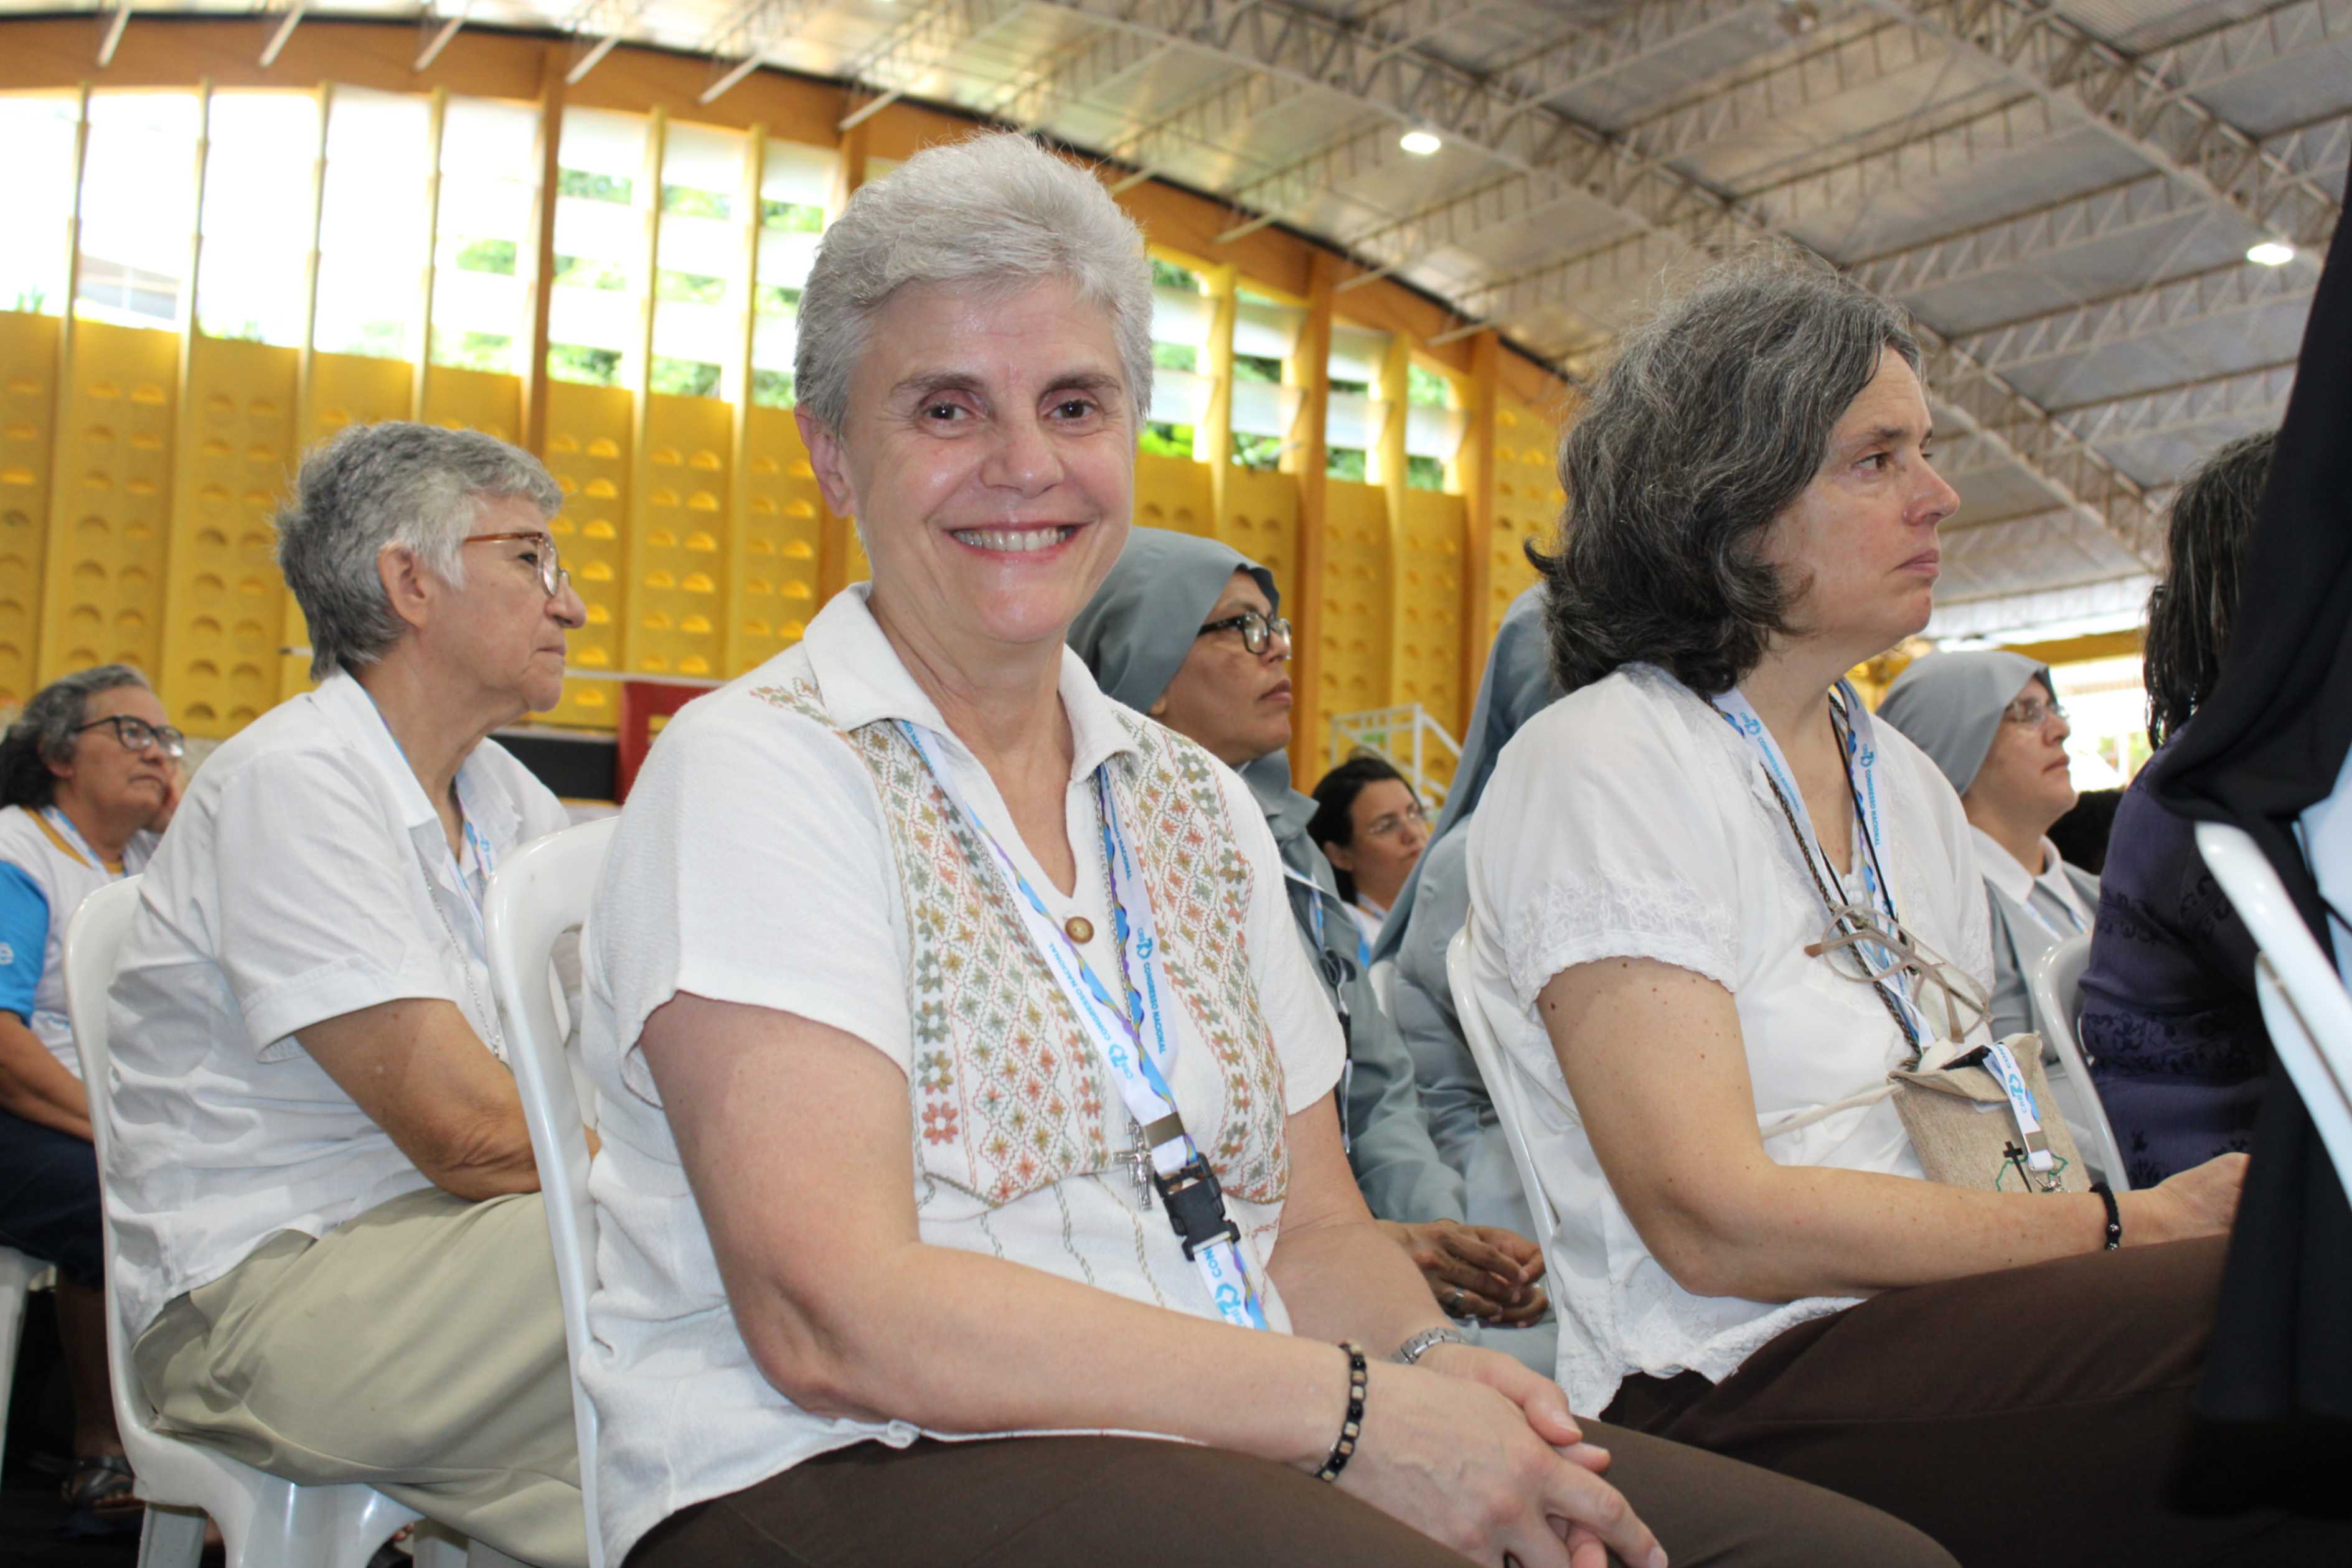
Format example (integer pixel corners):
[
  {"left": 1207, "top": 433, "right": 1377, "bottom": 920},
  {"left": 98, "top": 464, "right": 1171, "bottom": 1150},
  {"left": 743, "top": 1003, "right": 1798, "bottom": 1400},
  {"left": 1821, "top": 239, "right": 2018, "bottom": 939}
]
[{"left": 1394, "top": 1325, "right": 1470, "bottom": 1365}]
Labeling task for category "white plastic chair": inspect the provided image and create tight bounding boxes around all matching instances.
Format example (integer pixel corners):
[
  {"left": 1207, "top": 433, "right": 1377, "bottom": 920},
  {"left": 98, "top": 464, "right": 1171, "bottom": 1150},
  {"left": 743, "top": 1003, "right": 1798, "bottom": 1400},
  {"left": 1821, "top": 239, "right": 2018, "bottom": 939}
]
[
  {"left": 483, "top": 815, "right": 616, "bottom": 1568},
  {"left": 2196, "top": 822, "right": 2352, "bottom": 1199},
  {"left": 1444, "top": 917, "right": 1567, "bottom": 1293},
  {"left": 2029, "top": 932, "right": 2131, "bottom": 1190},
  {"left": 62, "top": 877, "right": 525, "bottom": 1568},
  {"left": 0, "top": 1242, "right": 56, "bottom": 1462}
]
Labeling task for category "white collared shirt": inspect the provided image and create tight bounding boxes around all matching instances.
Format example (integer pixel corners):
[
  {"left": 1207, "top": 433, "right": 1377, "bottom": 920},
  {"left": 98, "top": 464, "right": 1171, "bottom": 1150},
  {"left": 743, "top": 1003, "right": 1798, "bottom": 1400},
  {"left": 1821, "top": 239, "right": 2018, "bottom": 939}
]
[
  {"left": 101, "top": 669, "right": 572, "bottom": 1340},
  {"left": 0, "top": 805, "right": 156, "bottom": 1074},
  {"left": 1464, "top": 665, "right": 1995, "bottom": 1415},
  {"left": 579, "top": 586, "right": 1343, "bottom": 1562},
  {"left": 1969, "top": 827, "right": 2094, "bottom": 937}
]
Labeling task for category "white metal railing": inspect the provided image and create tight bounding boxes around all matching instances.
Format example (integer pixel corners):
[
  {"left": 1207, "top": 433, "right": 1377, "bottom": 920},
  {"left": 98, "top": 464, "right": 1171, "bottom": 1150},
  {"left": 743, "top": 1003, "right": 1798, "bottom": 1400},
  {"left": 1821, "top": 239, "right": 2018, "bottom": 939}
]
[{"left": 1327, "top": 704, "right": 1462, "bottom": 809}]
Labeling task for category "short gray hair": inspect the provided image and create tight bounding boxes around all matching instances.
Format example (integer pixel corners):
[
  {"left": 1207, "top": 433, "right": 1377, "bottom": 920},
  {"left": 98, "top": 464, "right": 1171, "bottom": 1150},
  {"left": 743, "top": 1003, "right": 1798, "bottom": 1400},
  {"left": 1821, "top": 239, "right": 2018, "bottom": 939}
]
[
  {"left": 0, "top": 664, "right": 153, "bottom": 809},
  {"left": 794, "top": 131, "right": 1154, "bottom": 436},
  {"left": 1538, "top": 249, "right": 1922, "bottom": 698},
  {"left": 277, "top": 421, "right": 562, "bottom": 680}
]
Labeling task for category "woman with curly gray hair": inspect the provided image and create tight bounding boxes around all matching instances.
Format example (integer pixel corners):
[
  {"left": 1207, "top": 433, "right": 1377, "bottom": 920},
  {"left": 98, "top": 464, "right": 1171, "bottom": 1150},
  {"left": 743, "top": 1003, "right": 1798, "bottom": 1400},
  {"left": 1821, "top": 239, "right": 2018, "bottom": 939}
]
[
  {"left": 101, "top": 421, "right": 593, "bottom": 1566},
  {"left": 0, "top": 662, "right": 181, "bottom": 1524},
  {"left": 1459, "top": 253, "right": 2341, "bottom": 1562}
]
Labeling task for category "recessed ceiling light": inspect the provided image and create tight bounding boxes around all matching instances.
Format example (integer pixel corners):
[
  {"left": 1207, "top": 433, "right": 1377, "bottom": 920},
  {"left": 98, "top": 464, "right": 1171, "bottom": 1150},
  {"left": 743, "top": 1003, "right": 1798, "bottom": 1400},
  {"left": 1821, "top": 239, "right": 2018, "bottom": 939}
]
[
  {"left": 2247, "top": 240, "right": 2296, "bottom": 266},
  {"left": 1399, "top": 129, "right": 1442, "bottom": 157},
  {"left": 1777, "top": 0, "right": 1820, "bottom": 35}
]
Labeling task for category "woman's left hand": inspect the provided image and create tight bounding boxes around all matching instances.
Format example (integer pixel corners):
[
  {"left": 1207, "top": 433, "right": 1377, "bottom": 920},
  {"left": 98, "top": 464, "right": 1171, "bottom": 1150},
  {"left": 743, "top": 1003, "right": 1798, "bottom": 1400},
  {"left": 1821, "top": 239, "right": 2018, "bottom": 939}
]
[
  {"left": 1415, "top": 1340, "right": 1616, "bottom": 1566},
  {"left": 1380, "top": 1219, "right": 1550, "bottom": 1324}
]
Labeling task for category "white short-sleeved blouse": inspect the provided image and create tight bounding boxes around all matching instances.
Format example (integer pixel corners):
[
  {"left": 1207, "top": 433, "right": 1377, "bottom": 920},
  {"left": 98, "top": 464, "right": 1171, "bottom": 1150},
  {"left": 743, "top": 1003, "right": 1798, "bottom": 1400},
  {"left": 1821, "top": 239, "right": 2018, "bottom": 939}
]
[
  {"left": 103, "top": 670, "right": 573, "bottom": 1342},
  {"left": 580, "top": 586, "right": 1345, "bottom": 1563},
  {"left": 1464, "top": 664, "right": 1993, "bottom": 1415}
]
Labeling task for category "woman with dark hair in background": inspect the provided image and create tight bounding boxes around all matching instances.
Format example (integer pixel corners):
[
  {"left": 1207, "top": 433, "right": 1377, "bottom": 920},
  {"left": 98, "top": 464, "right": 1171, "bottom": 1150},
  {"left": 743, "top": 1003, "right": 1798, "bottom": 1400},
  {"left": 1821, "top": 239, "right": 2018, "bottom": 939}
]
[
  {"left": 2076, "top": 430, "right": 2276, "bottom": 1186},
  {"left": 1457, "top": 251, "right": 2333, "bottom": 1564},
  {"left": 0, "top": 664, "right": 182, "bottom": 1523},
  {"left": 1309, "top": 753, "right": 1429, "bottom": 952}
]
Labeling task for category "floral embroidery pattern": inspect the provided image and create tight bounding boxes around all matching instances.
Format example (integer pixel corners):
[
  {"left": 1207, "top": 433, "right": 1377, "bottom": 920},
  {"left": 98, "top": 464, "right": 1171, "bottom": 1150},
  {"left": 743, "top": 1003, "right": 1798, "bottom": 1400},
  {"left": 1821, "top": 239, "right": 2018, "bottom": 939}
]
[{"left": 748, "top": 681, "right": 1289, "bottom": 1209}]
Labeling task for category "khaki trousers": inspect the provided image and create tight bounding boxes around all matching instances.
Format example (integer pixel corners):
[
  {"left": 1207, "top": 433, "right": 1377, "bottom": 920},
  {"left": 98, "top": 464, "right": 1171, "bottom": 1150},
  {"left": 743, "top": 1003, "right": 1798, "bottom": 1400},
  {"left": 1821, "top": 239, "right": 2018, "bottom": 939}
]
[
  {"left": 133, "top": 1186, "right": 588, "bottom": 1568},
  {"left": 626, "top": 1424, "right": 1958, "bottom": 1568}
]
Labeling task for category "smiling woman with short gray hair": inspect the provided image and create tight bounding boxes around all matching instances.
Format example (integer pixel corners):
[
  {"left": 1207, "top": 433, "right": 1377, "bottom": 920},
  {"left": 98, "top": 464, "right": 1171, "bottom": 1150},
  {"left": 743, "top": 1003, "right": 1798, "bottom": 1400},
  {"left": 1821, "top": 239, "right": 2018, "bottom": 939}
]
[{"left": 581, "top": 131, "right": 1949, "bottom": 1568}]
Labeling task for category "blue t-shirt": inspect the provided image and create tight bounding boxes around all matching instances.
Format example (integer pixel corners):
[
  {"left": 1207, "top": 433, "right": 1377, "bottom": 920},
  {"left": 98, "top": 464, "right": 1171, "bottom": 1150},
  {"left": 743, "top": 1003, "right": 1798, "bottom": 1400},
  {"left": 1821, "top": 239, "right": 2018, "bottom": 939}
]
[{"left": 0, "top": 860, "right": 49, "bottom": 1022}]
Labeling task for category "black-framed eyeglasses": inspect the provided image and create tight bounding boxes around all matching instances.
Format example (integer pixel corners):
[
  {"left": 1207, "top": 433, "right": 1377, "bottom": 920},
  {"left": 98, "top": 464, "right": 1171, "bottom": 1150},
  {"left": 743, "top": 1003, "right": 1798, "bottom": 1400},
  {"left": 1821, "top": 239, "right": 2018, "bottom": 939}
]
[
  {"left": 1198, "top": 609, "right": 1293, "bottom": 657},
  {"left": 2001, "top": 693, "right": 2067, "bottom": 728},
  {"left": 75, "top": 715, "right": 186, "bottom": 759},
  {"left": 464, "top": 531, "right": 572, "bottom": 599}
]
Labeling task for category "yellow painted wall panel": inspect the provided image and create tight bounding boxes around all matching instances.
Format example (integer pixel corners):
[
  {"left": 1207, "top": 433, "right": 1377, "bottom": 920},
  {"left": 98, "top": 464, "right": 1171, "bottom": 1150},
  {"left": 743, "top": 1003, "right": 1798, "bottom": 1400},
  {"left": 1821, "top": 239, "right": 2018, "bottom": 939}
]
[
  {"left": 0, "top": 311, "right": 59, "bottom": 710},
  {"left": 162, "top": 335, "right": 298, "bottom": 736},
  {"left": 1220, "top": 465, "right": 1298, "bottom": 613},
  {"left": 731, "top": 405, "right": 824, "bottom": 675},
  {"left": 1134, "top": 452, "right": 1213, "bottom": 537},
  {"left": 1317, "top": 479, "right": 1391, "bottom": 753},
  {"left": 1486, "top": 397, "right": 1562, "bottom": 648},
  {"left": 421, "top": 365, "right": 523, "bottom": 446},
  {"left": 540, "top": 380, "right": 632, "bottom": 728},
  {"left": 38, "top": 318, "right": 177, "bottom": 685},
  {"left": 307, "top": 352, "right": 413, "bottom": 441},
  {"left": 627, "top": 394, "right": 730, "bottom": 679},
  {"left": 1397, "top": 488, "right": 1465, "bottom": 766}
]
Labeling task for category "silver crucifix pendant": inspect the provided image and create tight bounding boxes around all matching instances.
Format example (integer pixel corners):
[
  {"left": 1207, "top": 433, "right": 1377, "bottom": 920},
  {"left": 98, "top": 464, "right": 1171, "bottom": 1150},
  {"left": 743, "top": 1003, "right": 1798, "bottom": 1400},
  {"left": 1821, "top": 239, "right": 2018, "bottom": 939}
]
[{"left": 1123, "top": 1119, "right": 1154, "bottom": 1209}]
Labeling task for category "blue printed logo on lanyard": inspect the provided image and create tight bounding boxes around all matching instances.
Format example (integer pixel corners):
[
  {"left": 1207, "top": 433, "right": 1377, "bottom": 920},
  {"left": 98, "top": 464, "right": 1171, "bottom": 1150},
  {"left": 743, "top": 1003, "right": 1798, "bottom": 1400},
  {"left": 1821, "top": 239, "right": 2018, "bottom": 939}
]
[
  {"left": 1711, "top": 681, "right": 1929, "bottom": 1046},
  {"left": 898, "top": 720, "right": 1269, "bottom": 1331}
]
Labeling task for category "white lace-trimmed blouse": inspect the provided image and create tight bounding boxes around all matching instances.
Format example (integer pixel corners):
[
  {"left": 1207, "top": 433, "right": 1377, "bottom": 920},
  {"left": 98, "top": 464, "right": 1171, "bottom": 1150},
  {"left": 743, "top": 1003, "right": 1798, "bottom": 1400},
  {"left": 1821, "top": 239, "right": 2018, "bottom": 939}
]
[
  {"left": 1463, "top": 664, "right": 1995, "bottom": 1415},
  {"left": 580, "top": 587, "right": 1344, "bottom": 1562}
]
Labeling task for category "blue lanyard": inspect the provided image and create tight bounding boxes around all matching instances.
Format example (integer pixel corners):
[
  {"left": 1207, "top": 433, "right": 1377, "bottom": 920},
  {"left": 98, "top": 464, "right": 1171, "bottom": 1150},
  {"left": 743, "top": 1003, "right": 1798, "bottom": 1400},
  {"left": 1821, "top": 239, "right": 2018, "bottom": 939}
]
[
  {"left": 1711, "top": 680, "right": 1927, "bottom": 1045},
  {"left": 897, "top": 721, "right": 1269, "bottom": 1331}
]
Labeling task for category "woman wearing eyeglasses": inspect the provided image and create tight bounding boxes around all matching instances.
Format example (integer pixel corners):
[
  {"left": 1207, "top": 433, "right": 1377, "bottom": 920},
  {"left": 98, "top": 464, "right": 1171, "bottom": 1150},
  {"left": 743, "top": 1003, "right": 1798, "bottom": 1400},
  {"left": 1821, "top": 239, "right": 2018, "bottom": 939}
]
[
  {"left": 1309, "top": 754, "right": 1431, "bottom": 953},
  {"left": 1070, "top": 525, "right": 1550, "bottom": 1343},
  {"left": 0, "top": 664, "right": 182, "bottom": 1524},
  {"left": 1458, "top": 254, "right": 2342, "bottom": 1565},
  {"left": 1876, "top": 654, "right": 2099, "bottom": 1048},
  {"left": 100, "top": 421, "right": 594, "bottom": 1567}
]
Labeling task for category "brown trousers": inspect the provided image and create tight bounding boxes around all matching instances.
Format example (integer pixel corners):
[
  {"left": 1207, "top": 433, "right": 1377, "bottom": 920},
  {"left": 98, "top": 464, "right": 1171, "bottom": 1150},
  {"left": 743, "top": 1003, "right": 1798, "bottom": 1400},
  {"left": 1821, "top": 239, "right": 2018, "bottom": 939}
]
[
  {"left": 1603, "top": 1234, "right": 2351, "bottom": 1568},
  {"left": 626, "top": 1421, "right": 1955, "bottom": 1568}
]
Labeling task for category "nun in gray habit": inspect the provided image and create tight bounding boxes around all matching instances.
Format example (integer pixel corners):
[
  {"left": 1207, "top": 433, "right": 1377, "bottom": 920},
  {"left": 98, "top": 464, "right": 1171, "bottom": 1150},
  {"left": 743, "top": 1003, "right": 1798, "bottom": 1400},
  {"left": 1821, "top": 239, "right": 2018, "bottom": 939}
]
[
  {"left": 1877, "top": 650, "right": 2111, "bottom": 1175},
  {"left": 1071, "top": 527, "right": 1549, "bottom": 1338}
]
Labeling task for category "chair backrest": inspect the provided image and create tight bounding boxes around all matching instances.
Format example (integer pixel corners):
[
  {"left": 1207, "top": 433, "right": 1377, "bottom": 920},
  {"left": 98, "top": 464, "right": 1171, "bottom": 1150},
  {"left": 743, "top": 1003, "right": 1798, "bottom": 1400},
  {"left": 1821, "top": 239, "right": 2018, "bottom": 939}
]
[
  {"left": 1445, "top": 916, "right": 1564, "bottom": 1259},
  {"left": 2028, "top": 932, "right": 2130, "bottom": 1190},
  {"left": 482, "top": 814, "right": 616, "bottom": 1568},
  {"left": 2196, "top": 822, "right": 2352, "bottom": 1198},
  {"left": 59, "top": 878, "right": 171, "bottom": 1462}
]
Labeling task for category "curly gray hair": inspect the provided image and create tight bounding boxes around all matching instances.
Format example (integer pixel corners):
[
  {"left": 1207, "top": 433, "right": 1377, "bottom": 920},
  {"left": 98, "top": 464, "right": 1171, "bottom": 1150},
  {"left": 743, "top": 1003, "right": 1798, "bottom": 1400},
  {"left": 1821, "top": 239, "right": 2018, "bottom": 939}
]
[
  {"left": 0, "top": 664, "right": 153, "bottom": 809},
  {"left": 1537, "top": 250, "right": 1922, "bottom": 698},
  {"left": 794, "top": 131, "right": 1155, "bottom": 436},
  {"left": 276, "top": 422, "right": 562, "bottom": 680}
]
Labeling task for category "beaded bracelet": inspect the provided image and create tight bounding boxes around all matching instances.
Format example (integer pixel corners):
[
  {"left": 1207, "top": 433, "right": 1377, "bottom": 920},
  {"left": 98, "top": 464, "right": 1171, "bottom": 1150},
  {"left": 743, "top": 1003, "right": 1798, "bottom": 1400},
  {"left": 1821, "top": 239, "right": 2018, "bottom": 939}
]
[
  {"left": 1315, "top": 1341, "right": 1369, "bottom": 1483},
  {"left": 2090, "top": 1180, "right": 2122, "bottom": 1251}
]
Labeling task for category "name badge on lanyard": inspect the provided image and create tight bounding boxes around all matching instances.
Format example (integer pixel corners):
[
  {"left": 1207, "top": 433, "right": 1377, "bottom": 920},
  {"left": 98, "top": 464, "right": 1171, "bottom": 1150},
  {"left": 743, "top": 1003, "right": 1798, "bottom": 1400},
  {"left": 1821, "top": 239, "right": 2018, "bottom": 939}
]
[
  {"left": 898, "top": 721, "right": 1270, "bottom": 1332},
  {"left": 1711, "top": 681, "right": 1931, "bottom": 1048}
]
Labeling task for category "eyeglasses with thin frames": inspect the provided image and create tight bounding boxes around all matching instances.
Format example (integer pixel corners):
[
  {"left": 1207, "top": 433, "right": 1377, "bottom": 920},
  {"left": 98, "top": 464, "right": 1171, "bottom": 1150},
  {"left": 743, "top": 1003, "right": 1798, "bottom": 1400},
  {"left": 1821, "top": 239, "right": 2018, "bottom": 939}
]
[
  {"left": 463, "top": 532, "right": 572, "bottom": 599},
  {"left": 75, "top": 715, "right": 186, "bottom": 760},
  {"left": 2000, "top": 693, "right": 2067, "bottom": 728},
  {"left": 1805, "top": 900, "right": 1990, "bottom": 1049},
  {"left": 1197, "top": 609, "right": 1293, "bottom": 657}
]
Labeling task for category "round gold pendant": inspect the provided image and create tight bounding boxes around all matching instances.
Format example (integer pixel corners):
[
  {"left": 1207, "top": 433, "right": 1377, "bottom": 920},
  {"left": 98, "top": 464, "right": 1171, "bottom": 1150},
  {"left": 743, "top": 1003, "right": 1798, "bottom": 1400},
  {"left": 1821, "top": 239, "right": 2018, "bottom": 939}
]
[{"left": 1063, "top": 916, "right": 1095, "bottom": 944}]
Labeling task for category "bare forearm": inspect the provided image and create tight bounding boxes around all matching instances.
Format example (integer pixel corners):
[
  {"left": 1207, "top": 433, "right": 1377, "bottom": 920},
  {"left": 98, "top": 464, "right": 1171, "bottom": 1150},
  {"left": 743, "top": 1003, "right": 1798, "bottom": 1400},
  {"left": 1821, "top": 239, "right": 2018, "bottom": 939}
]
[
  {"left": 1653, "top": 1160, "right": 2170, "bottom": 1301},
  {"left": 0, "top": 1021, "right": 92, "bottom": 1141},
  {"left": 736, "top": 1240, "right": 1348, "bottom": 1468},
  {"left": 1269, "top": 1216, "right": 1453, "bottom": 1359}
]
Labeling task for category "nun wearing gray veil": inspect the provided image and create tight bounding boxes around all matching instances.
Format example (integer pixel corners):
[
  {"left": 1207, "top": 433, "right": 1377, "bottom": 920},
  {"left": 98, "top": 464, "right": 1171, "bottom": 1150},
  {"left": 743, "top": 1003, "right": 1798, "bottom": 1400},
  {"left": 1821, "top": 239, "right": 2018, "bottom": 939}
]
[
  {"left": 1071, "top": 527, "right": 1550, "bottom": 1333},
  {"left": 1876, "top": 650, "right": 2100, "bottom": 1049}
]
